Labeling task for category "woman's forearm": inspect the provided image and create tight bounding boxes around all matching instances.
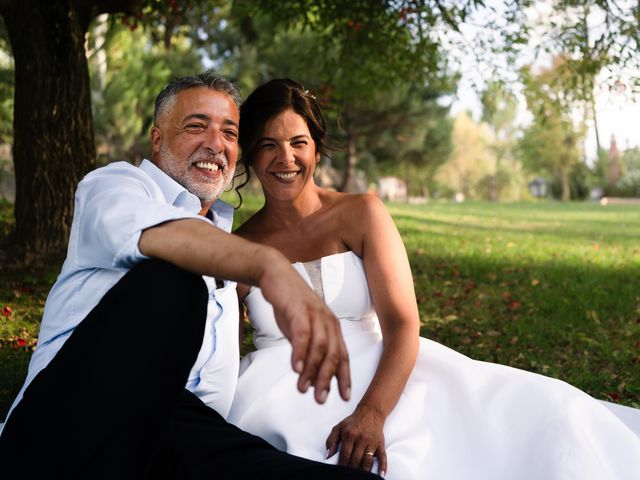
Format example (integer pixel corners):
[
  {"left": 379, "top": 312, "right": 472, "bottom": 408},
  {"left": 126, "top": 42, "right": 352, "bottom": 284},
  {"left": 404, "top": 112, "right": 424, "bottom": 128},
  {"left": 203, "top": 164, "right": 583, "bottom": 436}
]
[{"left": 356, "top": 322, "right": 419, "bottom": 418}]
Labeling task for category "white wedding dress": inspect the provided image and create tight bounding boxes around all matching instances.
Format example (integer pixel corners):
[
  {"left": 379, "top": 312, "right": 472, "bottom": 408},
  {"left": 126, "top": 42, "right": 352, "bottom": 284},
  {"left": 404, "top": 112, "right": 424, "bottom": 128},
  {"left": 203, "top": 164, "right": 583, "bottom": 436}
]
[{"left": 228, "top": 251, "right": 640, "bottom": 479}]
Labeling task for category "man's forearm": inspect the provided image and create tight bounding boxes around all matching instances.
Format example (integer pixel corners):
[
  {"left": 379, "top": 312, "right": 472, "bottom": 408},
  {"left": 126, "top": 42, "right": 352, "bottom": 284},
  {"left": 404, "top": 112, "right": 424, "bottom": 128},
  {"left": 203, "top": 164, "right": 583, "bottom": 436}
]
[{"left": 139, "top": 218, "right": 284, "bottom": 287}]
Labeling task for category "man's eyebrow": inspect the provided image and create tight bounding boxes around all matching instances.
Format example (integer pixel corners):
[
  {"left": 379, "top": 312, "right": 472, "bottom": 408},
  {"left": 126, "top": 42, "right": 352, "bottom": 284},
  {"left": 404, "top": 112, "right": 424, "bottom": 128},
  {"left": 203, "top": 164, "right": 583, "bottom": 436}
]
[
  {"left": 181, "top": 113, "right": 210, "bottom": 123},
  {"left": 180, "top": 114, "right": 239, "bottom": 129},
  {"left": 222, "top": 118, "right": 239, "bottom": 128}
]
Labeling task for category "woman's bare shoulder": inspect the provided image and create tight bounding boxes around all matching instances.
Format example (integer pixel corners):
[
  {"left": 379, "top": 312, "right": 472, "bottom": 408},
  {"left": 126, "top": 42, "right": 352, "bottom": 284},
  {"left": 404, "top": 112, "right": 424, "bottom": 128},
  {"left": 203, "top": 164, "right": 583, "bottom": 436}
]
[{"left": 327, "top": 191, "right": 386, "bottom": 218}]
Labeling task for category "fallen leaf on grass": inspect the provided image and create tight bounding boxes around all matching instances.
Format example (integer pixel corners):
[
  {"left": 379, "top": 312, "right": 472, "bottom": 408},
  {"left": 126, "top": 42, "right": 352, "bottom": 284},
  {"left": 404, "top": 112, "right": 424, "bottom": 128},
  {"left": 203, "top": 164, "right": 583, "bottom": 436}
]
[
  {"left": 508, "top": 301, "right": 521, "bottom": 311},
  {"left": 531, "top": 279, "right": 540, "bottom": 287},
  {"left": 585, "top": 309, "right": 601, "bottom": 324},
  {"left": 608, "top": 391, "right": 622, "bottom": 402}
]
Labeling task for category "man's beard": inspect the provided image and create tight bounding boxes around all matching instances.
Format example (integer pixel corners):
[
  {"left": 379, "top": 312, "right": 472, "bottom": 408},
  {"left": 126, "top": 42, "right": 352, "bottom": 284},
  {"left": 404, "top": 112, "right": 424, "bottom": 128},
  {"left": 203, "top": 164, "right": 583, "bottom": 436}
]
[{"left": 159, "top": 145, "right": 234, "bottom": 202}]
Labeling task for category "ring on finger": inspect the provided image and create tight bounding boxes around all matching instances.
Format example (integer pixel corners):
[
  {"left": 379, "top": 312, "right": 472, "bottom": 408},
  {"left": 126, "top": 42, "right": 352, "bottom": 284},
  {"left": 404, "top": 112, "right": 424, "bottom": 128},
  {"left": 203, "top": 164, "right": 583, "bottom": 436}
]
[{"left": 364, "top": 451, "right": 375, "bottom": 456}]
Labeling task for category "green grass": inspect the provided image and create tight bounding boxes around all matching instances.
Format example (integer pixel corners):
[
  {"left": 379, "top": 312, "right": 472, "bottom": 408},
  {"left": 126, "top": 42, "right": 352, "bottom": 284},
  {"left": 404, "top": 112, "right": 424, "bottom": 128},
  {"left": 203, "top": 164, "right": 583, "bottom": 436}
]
[
  {"left": 387, "top": 200, "right": 640, "bottom": 407},
  {"left": 1, "top": 198, "right": 639, "bottom": 420}
]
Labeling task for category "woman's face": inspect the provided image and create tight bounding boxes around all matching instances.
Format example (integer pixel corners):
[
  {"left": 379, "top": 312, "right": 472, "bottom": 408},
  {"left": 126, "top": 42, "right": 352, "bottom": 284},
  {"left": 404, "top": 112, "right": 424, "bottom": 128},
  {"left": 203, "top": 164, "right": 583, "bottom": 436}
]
[{"left": 252, "top": 109, "right": 320, "bottom": 201}]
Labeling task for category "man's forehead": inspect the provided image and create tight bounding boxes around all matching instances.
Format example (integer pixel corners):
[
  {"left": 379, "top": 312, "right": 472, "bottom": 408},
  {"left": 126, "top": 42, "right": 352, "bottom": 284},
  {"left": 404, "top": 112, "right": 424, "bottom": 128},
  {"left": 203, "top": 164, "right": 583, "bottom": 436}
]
[{"left": 163, "top": 87, "right": 239, "bottom": 121}]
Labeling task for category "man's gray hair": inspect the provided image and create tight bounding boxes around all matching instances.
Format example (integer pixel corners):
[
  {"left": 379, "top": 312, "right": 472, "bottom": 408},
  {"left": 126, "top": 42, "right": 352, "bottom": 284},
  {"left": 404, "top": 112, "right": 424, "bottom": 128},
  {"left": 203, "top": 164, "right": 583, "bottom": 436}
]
[{"left": 153, "top": 71, "right": 241, "bottom": 125}]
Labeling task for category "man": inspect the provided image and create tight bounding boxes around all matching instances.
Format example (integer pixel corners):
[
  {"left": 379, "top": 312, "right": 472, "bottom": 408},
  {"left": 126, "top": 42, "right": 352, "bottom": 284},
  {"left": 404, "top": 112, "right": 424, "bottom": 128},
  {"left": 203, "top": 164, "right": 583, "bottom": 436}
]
[{"left": 0, "top": 72, "right": 378, "bottom": 479}]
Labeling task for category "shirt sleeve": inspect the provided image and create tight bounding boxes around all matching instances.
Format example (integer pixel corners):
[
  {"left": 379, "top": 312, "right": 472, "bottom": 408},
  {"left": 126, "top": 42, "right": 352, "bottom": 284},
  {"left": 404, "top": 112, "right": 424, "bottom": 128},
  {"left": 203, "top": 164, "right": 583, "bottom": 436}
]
[{"left": 73, "top": 164, "right": 211, "bottom": 270}]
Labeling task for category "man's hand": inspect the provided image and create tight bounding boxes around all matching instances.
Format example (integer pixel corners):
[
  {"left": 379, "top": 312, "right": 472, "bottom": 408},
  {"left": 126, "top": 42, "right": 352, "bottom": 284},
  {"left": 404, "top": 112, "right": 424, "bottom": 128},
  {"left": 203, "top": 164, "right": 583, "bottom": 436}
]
[
  {"left": 140, "top": 218, "right": 351, "bottom": 404},
  {"left": 259, "top": 259, "right": 351, "bottom": 404}
]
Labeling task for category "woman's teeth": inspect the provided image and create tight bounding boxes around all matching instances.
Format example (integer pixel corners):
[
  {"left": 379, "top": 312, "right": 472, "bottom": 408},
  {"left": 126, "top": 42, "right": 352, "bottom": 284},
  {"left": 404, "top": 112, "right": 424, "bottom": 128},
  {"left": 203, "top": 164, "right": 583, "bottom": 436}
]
[{"left": 274, "top": 172, "right": 297, "bottom": 180}]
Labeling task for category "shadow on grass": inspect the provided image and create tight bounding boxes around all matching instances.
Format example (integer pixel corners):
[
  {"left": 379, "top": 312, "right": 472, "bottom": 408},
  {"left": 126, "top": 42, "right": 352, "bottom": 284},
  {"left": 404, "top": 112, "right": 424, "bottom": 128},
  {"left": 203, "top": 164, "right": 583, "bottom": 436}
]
[
  {"left": 410, "top": 251, "right": 640, "bottom": 406},
  {"left": 0, "top": 349, "right": 31, "bottom": 420}
]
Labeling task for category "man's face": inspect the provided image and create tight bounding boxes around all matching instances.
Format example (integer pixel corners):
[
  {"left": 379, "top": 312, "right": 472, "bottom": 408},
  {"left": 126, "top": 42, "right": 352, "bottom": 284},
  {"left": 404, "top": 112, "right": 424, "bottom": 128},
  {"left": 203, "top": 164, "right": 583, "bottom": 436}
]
[{"left": 151, "top": 87, "right": 240, "bottom": 209}]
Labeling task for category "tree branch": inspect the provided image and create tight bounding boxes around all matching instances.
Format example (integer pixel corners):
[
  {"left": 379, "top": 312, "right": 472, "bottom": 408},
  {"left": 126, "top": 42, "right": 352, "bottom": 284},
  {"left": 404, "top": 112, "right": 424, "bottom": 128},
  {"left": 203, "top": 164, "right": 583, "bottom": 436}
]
[{"left": 89, "top": 0, "right": 143, "bottom": 16}]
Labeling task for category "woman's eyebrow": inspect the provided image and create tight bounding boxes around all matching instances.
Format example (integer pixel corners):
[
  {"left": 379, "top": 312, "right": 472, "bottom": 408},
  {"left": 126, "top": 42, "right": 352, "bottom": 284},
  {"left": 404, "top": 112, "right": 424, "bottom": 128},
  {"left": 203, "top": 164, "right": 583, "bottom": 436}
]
[{"left": 259, "top": 134, "right": 310, "bottom": 141}]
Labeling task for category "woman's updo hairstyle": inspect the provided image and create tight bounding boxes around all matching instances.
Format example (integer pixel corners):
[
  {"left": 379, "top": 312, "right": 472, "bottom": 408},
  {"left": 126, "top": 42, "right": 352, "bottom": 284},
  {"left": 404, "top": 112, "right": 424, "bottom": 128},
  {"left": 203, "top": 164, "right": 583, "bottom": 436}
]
[{"left": 239, "top": 78, "right": 329, "bottom": 170}]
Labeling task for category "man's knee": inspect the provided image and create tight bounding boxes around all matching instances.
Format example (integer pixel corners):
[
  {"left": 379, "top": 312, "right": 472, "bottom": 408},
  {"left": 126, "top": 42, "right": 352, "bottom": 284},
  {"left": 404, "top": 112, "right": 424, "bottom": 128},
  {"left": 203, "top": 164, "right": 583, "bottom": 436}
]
[
  {"left": 104, "top": 259, "right": 209, "bottom": 344},
  {"left": 129, "top": 259, "right": 203, "bottom": 289},
  {"left": 125, "top": 259, "right": 207, "bottom": 306}
]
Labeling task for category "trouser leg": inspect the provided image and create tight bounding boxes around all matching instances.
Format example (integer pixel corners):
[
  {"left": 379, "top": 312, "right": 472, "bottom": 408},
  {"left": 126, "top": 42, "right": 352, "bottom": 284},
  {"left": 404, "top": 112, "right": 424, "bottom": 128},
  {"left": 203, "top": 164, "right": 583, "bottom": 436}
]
[
  {"left": 149, "top": 389, "right": 381, "bottom": 480},
  {"left": 0, "top": 259, "right": 208, "bottom": 480}
]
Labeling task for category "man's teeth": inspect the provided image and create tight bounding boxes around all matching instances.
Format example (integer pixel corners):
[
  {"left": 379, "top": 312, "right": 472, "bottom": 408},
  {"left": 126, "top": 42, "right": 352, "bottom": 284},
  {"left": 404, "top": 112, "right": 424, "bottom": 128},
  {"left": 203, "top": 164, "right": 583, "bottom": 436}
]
[
  {"left": 195, "top": 161, "right": 220, "bottom": 172},
  {"left": 274, "top": 172, "right": 297, "bottom": 179}
]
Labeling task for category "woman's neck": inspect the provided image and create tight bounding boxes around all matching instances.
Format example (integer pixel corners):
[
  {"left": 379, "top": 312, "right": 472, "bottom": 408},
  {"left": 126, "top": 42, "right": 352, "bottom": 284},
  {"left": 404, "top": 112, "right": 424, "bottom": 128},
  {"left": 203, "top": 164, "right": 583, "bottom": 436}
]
[{"left": 263, "top": 185, "right": 324, "bottom": 228}]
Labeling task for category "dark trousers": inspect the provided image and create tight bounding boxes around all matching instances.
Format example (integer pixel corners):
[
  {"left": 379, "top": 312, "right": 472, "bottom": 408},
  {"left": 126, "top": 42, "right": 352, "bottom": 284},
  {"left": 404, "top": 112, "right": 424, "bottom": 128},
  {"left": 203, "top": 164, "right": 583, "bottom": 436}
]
[{"left": 0, "top": 260, "right": 378, "bottom": 479}]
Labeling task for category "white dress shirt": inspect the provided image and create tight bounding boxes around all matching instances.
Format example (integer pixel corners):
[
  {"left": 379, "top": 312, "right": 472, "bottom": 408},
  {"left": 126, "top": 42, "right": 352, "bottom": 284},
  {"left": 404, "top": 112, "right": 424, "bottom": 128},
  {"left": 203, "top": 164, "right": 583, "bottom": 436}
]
[{"left": 2, "top": 160, "right": 239, "bottom": 432}]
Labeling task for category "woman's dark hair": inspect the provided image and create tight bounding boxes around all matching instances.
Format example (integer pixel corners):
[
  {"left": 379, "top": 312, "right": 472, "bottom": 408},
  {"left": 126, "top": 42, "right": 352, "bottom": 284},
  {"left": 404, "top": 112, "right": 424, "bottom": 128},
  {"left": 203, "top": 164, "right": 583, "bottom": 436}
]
[{"left": 238, "top": 78, "right": 329, "bottom": 176}]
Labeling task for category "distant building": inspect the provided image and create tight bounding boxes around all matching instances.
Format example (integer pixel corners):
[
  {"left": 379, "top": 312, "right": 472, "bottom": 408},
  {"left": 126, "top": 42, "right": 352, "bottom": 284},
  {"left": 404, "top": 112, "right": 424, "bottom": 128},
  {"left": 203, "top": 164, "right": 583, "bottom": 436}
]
[{"left": 378, "top": 176, "right": 407, "bottom": 202}]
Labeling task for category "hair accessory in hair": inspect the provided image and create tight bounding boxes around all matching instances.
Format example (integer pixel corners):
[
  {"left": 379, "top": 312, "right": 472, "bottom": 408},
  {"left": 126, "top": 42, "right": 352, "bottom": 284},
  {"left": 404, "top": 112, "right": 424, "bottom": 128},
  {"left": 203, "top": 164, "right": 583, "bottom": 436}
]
[{"left": 303, "top": 88, "right": 317, "bottom": 100}]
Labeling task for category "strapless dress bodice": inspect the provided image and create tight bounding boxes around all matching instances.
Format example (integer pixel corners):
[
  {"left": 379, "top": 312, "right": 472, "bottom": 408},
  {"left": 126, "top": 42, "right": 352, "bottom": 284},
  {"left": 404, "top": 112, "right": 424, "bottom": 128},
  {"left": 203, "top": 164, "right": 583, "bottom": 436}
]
[{"left": 245, "top": 251, "right": 380, "bottom": 350}]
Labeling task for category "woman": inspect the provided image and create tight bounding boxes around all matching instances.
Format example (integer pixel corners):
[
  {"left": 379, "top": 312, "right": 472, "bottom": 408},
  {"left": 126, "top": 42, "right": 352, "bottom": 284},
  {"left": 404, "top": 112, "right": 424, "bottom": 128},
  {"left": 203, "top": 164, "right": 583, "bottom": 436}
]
[{"left": 227, "top": 78, "right": 640, "bottom": 479}]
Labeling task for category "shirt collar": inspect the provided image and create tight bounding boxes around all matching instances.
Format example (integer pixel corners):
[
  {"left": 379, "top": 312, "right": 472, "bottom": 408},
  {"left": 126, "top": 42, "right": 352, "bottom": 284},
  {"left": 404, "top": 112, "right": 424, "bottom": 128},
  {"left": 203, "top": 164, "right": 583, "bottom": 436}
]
[
  {"left": 211, "top": 200, "right": 234, "bottom": 233},
  {"left": 139, "top": 159, "right": 233, "bottom": 231}
]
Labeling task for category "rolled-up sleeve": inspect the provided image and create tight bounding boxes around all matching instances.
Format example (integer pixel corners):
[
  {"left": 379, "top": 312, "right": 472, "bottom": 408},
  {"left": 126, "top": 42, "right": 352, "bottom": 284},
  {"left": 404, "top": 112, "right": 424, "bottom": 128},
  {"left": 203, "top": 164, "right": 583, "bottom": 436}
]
[{"left": 74, "top": 164, "right": 210, "bottom": 270}]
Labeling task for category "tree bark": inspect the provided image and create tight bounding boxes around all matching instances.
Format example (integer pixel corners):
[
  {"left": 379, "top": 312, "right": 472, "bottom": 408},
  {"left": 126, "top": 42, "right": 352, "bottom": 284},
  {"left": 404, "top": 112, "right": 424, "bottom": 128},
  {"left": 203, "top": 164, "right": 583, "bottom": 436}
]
[
  {"left": 339, "top": 106, "right": 358, "bottom": 192},
  {"left": 561, "top": 165, "right": 570, "bottom": 202},
  {"left": 1, "top": 1, "right": 95, "bottom": 259}
]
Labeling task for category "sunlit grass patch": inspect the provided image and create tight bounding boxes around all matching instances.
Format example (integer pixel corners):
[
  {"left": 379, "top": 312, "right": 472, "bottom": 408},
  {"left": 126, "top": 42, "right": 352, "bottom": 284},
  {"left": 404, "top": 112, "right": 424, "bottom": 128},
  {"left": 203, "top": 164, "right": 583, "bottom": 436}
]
[{"left": 390, "top": 200, "right": 640, "bottom": 406}]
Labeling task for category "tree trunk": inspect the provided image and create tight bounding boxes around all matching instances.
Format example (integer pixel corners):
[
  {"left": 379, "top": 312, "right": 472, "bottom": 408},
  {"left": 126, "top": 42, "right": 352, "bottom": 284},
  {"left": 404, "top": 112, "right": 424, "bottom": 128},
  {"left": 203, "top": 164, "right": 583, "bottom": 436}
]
[
  {"left": 2, "top": 0, "right": 95, "bottom": 259},
  {"left": 489, "top": 153, "right": 501, "bottom": 202},
  {"left": 339, "top": 107, "right": 358, "bottom": 193},
  {"left": 561, "top": 165, "right": 571, "bottom": 202}
]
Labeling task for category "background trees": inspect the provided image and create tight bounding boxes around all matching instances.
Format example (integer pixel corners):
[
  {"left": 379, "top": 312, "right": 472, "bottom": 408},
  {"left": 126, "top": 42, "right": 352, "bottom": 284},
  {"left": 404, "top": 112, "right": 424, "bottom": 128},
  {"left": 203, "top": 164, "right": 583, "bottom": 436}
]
[
  {"left": 0, "top": 0, "right": 472, "bottom": 258},
  {"left": 518, "top": 58, "right": 584, "bottom": 202},
  {"left": 0, "top": 0, "right": 639, "bottom": 258}
]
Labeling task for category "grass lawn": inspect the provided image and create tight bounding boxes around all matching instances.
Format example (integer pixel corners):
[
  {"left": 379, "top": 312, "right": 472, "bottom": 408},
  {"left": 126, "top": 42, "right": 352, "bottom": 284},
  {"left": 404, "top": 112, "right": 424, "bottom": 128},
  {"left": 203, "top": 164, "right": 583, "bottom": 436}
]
[{"left": 1, "top": 198, "right": 639, "bottom": 420}]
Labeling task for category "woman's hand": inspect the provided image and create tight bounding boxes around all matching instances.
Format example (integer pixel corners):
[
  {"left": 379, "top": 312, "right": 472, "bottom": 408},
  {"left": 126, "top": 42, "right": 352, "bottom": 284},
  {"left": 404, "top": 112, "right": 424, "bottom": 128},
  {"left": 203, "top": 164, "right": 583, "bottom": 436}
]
[{"left": 325, "top": 404, "right": 388, "bottom": 476}]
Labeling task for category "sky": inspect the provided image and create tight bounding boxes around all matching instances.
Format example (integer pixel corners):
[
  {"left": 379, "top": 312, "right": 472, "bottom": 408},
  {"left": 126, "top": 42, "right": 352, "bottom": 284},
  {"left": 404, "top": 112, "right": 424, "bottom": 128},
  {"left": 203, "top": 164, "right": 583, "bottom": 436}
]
[
  {"left": 446, "top": 1, "right": 639, "bottom": 164},
  {"left": 588, "top": 81, "right": 639, "bottom": 158},
  {"left": 450, "top": 72, "right": 640, "bottom": 164}
]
